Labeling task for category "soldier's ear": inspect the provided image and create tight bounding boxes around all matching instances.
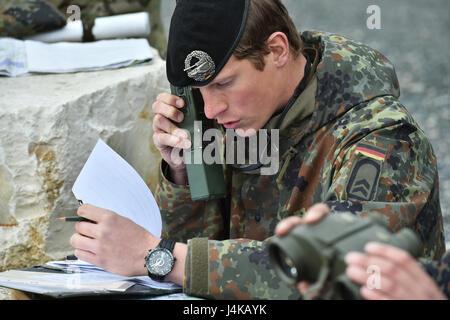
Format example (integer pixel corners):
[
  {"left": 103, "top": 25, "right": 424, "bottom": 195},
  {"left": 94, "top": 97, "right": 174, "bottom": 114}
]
[{"left": 266, "top": 32, "right": 290, "bottom": 68}]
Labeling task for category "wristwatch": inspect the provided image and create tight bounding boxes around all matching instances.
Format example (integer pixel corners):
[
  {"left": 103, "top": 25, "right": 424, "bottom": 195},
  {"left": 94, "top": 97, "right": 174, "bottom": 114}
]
[{"left": 144, "top": 238, "right": 176, "bottom": 281}]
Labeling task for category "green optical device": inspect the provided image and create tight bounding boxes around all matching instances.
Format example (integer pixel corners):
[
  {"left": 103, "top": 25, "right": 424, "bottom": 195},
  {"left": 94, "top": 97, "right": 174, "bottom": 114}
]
[
  {"left": 170, "top": 84, "right": 227, "bottom": 201},
  {"left": 268, "top": 212, "right": 422, "bottom": 300}
]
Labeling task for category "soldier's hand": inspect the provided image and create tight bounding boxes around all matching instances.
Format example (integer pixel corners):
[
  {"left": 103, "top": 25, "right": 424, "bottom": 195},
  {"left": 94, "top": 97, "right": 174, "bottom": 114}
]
[
  {"left": 345, "top": 243, "right": 447, "bottom": 300},
  {"left": 70, "top": 204, "right": 159, "bottom": 277},
  {"left": 274, "top": 203, "right": 331, "bottom": 298},
  {"left": 152, "top": 93, "right": 191, "bottom": 184},
  {"left": 275, "top": 203, "right": 331, "bottom": 236}
]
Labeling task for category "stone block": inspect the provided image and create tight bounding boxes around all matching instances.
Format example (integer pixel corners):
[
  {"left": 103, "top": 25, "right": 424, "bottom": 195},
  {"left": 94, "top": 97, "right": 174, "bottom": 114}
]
[{"left": 0, "top": 49, "right": 168, "bottom": 272}]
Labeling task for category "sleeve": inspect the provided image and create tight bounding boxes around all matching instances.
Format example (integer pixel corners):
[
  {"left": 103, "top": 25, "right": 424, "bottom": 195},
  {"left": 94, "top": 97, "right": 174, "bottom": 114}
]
[
  {"left": 422, "top": 251, "right": 450, "bottom": 299},
  {"left": 156, "top": 161, "right": 301, "bottom": 299},
  {"left": 154, "top": 160, "right": 226, "bottom": 242},
  {"left": 183, "top": 238, "right": 302, "bottom": 300},
  {"left": 324, "top": 119, "right": 446, "bottom": 260}
]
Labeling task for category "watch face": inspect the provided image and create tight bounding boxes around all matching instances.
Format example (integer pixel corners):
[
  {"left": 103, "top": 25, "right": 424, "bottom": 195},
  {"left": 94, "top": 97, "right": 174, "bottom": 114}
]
[{"left": 146, "top": 248, "right": 174, "bottom": 276}]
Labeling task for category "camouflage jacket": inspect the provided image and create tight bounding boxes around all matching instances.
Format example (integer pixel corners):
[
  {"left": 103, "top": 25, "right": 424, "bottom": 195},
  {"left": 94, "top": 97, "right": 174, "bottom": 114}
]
[
  {"left": 155, "top": 31, "right": 446, "bottom": 300},
  {"left": 423, "top": 251, "right": 450, "bottom": 299}
]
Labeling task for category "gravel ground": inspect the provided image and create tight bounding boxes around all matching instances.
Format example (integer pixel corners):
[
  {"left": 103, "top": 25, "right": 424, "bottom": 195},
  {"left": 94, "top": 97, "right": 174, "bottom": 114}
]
[{"left": 161, "top": 0, "right": 450, "bottom": 245}]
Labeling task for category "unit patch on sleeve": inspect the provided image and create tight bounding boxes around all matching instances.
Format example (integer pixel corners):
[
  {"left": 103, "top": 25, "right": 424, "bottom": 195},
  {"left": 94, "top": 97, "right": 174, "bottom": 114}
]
[{"left": 345, "top": 143, "right": 387, "bottom": 201}]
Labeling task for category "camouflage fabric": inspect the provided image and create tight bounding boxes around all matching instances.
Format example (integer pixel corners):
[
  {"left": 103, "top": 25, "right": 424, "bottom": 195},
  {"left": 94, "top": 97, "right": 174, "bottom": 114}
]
[
  {"left": 155, "top": 31, "right": 446, "bottom": 300},
  {"left": 422, "top": 251, "right": 450, "bottom": 299},
  {"left": 0, "top": 0, "right": 66, "bottom": 38},
  {"left": 47, "top": 0, "right": 167, "bottom": 58}
]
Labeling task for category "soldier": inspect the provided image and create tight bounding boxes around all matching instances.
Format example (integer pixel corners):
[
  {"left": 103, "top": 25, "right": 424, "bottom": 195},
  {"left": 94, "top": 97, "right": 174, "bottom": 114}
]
[
  {"left": 70, "top": 0, "right": 446, "bottom": 299},
  {"left": 276, "top": 204, "right": 449, "bottom": 300}
]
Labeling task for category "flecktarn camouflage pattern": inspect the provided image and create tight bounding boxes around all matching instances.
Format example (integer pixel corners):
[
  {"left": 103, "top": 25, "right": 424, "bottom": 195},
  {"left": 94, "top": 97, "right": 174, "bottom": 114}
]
[
  {"left": 0, "top": 0, "right": 66, "bottom": 38},
  {"left": 155, "top": 31, "right": 446, "bottom": 299},
  {"left": 422, "top": 251, "right": 450, "bottom": 299}
]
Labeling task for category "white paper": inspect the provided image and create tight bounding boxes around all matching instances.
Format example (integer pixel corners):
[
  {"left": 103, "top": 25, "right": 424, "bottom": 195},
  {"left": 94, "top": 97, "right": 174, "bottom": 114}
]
[
  {"left": 0, "top": 37, "right": 28, "bottom": 77},
  {"left": 0, "top": 140, "right": 183, "bottom": 296},
  {"left": 0, "top": 270, "right": 134, "bottom": 293},
  {"left": 46, "top": 259, "right": 104, "bottom": 272},
  {"left": 25, "top": 20, "right": 83, "bottom": 43},
  {"left": 1, "top": 37, "right": 152, "bottom": 76},
  {"left": 93, "top": 12, "right": 151, "bottom": 40},
  {"left": 72, "top": 139, "right": 162, "bottom": 238},
  {"left": 25, "top": 38, "right": 153, "bottom": 73},
  {"left": 44, "top": 259, "right": 181, "bottom": 290}
]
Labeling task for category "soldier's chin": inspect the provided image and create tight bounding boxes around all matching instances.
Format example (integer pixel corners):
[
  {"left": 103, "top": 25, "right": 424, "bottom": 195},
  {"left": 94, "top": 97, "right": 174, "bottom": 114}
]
[{"left": 235, "top": 128, "right": 258, "bottom": 138}]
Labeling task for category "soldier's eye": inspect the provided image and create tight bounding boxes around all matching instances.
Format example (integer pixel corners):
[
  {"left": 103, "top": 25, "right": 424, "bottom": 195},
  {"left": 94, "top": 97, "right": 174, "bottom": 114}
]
[{"left": 217, "top": 81, "right": 231, "bottom": 88}]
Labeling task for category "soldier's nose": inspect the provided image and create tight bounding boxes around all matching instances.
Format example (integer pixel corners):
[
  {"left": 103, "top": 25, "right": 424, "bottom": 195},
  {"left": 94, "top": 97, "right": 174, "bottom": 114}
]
[{"left": 201, "top": 91, "right": 227, "bottom": 120}]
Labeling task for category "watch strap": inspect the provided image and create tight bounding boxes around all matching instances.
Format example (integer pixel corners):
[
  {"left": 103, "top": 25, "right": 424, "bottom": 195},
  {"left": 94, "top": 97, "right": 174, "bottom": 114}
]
[
  {"left": 149, "top": 272, "right": 164, "bottom": 281},
  {"left": 159, "top": 238, "right": 176, "bottom": 253}
]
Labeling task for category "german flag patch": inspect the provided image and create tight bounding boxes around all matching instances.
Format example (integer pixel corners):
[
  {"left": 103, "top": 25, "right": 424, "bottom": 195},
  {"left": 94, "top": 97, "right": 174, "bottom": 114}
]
[
  {"left": 346, "top": 143, "right": 387, "bottom": 201},
  {"left": 355, "top": 143, "right": 386, "bottom": 161}
]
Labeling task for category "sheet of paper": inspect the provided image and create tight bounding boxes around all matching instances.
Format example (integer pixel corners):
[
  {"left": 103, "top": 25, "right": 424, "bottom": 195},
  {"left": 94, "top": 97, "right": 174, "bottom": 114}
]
[
  {"left": 93, "top": 12, "right": 151, "bottom": 40},
  {"left": 25, "top": 38, "right": 153, "bottom": 73},
  {"left": 46, "top": 260, "right": 104, "bottom": 272},
  {"left": 0, "top": 139, "right": 181, "bottom": 296},
  {"left": 0, "top": 37, "right": 28, "bottom": 77},
  {"left": 25, "top": 20, "right": 84, "bottom": 43},
  {"left": 1, "top": 37, "right": 152, "bottom": 76},
  {"left": 72, "top": 139, "right": 162, "bottom": 237},
  {"left": 44, "top": 260, "right": 181, "bottom": 290},
  {"left": 131, "top": 276, "right": 182, "bottom": 290},
  {"left": 0, "top": 270, "right": 134, "bottom": 293}
]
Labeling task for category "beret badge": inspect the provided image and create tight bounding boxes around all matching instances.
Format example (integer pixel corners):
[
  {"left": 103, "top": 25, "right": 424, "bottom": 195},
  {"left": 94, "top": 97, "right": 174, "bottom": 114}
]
[{"left": 184, "top": 50, "right": 216, "bottom": 82}]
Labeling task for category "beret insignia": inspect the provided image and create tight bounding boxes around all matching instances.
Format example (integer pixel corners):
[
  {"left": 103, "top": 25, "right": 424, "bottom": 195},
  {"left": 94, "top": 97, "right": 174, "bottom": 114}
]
[{"left": 184, "top": 50, "right": 216, "bottom": 82}]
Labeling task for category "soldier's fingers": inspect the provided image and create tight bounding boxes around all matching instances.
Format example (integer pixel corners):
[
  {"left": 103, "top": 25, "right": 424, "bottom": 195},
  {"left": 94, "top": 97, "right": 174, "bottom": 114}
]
[
  {"left": 304, "top": 203, "right": 331, "bottom": 223},
  {"left": 275, "top": 203, "right": 331, "bottom": 236},
  {"left": 363, "top": 242, "right": 420, "bottom": 278},
  {"left": 156, "top": 93, "right": 185, "bottom": 109},
  {"left": 153, "top": 132, "right": 191, "bottom": 150},
  {"left": 345, "top": 265, "right": 367, "bottom": 285},
  {"left": 275, "top": 216, "right": 304, "bottom": 236},
  {"left": 75, "top": 221, "right": 98, "bottom": 239},
  {"left": 152, "top": 98, "right": 185, "bottom": 124},
  {"left": 74, "top": 248, "right": 98, "bottom": 266},
  {"left": 350, "top": 263, "right": 445, "bottom": 300},
  {"left": 153, "top": 114, "right": 189, "bottom": 139},
  {"left": 364, "top": 242, "right": 445, "bottom": 296},
  {"left": 359, "top": 286, "right": 389, "bottom": 300},
  {"left": 345, "top": 252, "right": 417, "bottom": 297},
  {"left": 77, "top": 204, "right": 106, "bottom": 223},
  {"left": 345, "top": 251, "right": 401, "bottom": 277},
  {"left": 297, "top": 282, "right": 310, "bottom": 294},
  {"left": 297, "top": 281, "right": 323, "bottom": 299},
  {"left": 70, "top": 233, "right": 98, "bottom": 253},
  {"left": 346, "top": 264, "right": 410, "bottom": 299}
]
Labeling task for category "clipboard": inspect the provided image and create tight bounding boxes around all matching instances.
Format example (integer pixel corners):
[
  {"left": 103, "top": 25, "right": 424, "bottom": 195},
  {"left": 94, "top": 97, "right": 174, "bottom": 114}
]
[{"left": 1, "top": 265, "right": 182, "bottom": 300}]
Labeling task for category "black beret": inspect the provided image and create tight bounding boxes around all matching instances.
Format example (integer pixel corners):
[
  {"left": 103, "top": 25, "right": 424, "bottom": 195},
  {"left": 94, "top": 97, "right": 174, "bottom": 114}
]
[{"left": 167, "top": 0, "right": 250, "bottom": 87}]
